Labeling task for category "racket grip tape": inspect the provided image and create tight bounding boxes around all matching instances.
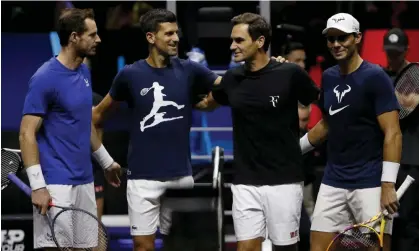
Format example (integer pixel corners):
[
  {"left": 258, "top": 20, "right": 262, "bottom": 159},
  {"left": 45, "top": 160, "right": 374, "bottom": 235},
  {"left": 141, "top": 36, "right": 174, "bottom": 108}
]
[
  {"left": 8, "top": 173, "right": 32, "bottom": 196},
  {"left": 396, "top": 175, "right": 415, "bottom": 200}
]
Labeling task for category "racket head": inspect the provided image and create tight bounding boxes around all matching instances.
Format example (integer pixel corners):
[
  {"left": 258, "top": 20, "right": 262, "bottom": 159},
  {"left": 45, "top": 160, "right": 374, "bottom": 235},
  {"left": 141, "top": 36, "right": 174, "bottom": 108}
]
[
  {"left": 140, "top": 88, "right": 149, "bottom": 96},
  {"left": 50, "top": 206, "right": 108, "bottom": 250},
  {"left": 394, "top": 62, "right": 419, "bottom": 119},
  {"left": 1, "top": 148, "right": 23, "bottom": 189},
  {"left": 326, "top": 224, "right": 383, "bottom": 251}
]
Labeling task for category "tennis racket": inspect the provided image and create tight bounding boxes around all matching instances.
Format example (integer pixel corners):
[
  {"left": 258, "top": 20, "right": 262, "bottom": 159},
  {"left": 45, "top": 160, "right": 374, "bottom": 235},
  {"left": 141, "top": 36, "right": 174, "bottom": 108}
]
[
  {"left": 1, "top": 148, "right": 24, "bottom": 190},
  {"left": 7, "top": 173, "right": 109, "bottom": 250},
  {"left": 140, "top": 87, "right": 151, "bottom": 96},
  {"left": 326, "top": 175, "right": 415, "bottom": 251},
  {"left": 394, "top": 62, "right": 419, "bottom": 119}
]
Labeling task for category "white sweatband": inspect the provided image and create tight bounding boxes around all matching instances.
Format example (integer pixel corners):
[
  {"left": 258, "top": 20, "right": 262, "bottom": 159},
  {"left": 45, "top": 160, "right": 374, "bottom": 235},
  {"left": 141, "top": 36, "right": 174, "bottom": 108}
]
[
  {"left": 92, "top": 144, "right": 114, "bottom": 170},
  {"left": 381, "top": 161, "right": 400, "bottom": 183},
  {"left": 26, "top": 164, "right": 47, "bottom": 190},
  {"left": 300, "top": 133, "right": 315, "bottom": 155}
]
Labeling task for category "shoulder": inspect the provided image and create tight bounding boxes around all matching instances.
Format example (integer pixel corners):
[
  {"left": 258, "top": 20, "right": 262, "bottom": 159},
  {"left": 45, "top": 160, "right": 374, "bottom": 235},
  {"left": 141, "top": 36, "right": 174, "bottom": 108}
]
[
  {"left": 174, "top": 57, "right": 205, "bottom": 72},
  {"left": 29, "top": 58, "right": 58, "bottom": 88},
  {"left": 359, "top": 61, "right": 392, "bottom": 86}
]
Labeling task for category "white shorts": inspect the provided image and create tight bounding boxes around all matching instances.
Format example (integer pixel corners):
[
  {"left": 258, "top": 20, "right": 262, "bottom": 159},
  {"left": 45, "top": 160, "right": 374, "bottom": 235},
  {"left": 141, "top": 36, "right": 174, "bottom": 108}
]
[
  {"left": 33, "top": 182, "right": 97, "bottom": 249},
  {"left": 311, "top": 183, "right": 393, "bottom": 234},
  {"left": 127, "top": 176, "right": 194, "bottom": 236},
  {"left": 231, "top": 182, "right": 303, "bottom": 246}
]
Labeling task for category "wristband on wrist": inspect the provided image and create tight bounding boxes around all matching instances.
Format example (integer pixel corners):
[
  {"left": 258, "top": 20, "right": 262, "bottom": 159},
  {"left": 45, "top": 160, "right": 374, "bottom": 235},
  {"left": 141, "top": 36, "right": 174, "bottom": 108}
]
[
  {"left": 26, "top": 164, "right": 47, "bottom": 190},
  {"left": 92, "top": 144, "right": 114, "bottom": 170},
  {"left": 381, "top": 161, "right": 400, "bottom": 183},
  {"left": 300, "top": 133, "right": 315, "bottom": 155}
]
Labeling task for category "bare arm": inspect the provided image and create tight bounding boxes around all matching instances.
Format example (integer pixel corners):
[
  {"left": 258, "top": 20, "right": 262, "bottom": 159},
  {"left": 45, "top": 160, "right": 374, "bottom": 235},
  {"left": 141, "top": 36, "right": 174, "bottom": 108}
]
[
  {"left": 300, "top": 119, "right": 328, "bottom": 155},
  {"left": 308, "top": 119, "right": 329, "bottom": 146},
  {"left": 91, "top": 123, "right": 103, "bottom": 152},
  {"left": 377, "top": 110, "right": 402, "bottom": 214},
  {"left": 19, "top": 115, "right": 44, "bottom": 167},
  {"left": 194, "top": 76, "right": 223, "bottom": 111},
  {"left": 92, "top": 94, "right": 120, "bottom": 127},
  {"left": 378, "top": 111, "right": 402, "bottom": 163}
]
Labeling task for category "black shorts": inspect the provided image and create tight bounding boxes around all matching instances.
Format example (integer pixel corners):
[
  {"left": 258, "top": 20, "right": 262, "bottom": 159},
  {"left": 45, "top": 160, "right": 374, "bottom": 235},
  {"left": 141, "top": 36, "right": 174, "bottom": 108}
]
[{"left": 93, "top": 160, "right": 105, "bottom": 199}]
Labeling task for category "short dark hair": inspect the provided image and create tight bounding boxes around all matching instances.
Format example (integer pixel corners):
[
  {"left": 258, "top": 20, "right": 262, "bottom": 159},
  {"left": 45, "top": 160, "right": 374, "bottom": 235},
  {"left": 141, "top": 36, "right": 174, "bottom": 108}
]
[
  {"left": 281, "top": 42, "right": 305, "bottom": 56},
  {"left": 58, "top": 8, "right": 95, "bottom": 47},
  {"left": 139, "top": 9, "right": 177, "bottom": 33},
  {"left": 231, "top": 13, "right": 272, "bottom": 51}
]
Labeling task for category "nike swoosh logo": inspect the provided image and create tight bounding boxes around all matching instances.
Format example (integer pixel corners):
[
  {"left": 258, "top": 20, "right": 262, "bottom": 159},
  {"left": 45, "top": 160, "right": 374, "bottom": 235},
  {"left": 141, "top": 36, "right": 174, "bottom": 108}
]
[{"left": 329, "top": 105, "right": 350, "bottom": 115}]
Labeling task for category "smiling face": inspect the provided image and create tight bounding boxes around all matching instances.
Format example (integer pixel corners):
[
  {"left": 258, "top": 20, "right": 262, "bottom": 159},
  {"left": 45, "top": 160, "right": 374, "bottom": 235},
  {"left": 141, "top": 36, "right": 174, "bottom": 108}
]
[
  {"left": 325, "top": 28, "right": 362, "bottom": 62},
  {"left": 147, "top": 22, "right": 179, "bottom": 57},
  {"left": 230, "top": 23, "right": 264, "bottom": 63}
]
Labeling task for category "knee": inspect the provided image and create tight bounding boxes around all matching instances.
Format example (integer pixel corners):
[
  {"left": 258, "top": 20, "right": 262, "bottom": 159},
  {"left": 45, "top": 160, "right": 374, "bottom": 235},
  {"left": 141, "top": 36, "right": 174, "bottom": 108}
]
[{"left": 133, "top": 236, "right": 155, "bottom": 251}]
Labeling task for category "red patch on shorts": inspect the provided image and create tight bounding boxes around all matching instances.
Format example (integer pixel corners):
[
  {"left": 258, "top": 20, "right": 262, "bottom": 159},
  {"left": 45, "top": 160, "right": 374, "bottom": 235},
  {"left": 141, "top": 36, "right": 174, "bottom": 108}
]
[{"left": 290, "top": 230, "right": 298, "bottom": 238}]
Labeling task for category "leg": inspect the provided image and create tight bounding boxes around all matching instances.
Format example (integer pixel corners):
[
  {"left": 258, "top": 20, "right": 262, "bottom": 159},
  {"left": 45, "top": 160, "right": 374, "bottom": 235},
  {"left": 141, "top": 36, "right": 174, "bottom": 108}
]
[
  {"left": 262, "top": 183, "right": 303, "bottom": 251},
  {"left": 34, "top": 185, "right": 73, "bottom": 250},
  {"left": 231, "top": 184, "right": 266, "bottom": 251},
  {"left": 160, "top": 100, "right": 184, "bottom": 110},
  {"left": 298, "top": 206, "right": 311, "bottom": 251},
  {"left": 94, "top": 168, "right": 105, "bottom": 221},
  {"left": 310, "top": 184, "right": 351, "bottom": 251},
  {"left": 127, "top": 179, "right": 166, "bottom": 251},
  {"left": 348, "top": 187, "right": 394, "bottom": 251}
]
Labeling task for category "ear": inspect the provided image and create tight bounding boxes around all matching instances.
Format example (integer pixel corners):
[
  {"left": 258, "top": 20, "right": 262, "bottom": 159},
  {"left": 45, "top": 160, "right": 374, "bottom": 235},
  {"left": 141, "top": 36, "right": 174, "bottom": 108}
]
[
  {"left": 354, "top": 32, "right": 362, "bottom": 45},
  {"left": 146, "top": 32, "right": 156, "bottom": 44},
  {"left": 257, "top": 36, "right": 265, "bottom": 49},
  {"left": 69, "top": 31, "right": 78, "bottom": 44}
]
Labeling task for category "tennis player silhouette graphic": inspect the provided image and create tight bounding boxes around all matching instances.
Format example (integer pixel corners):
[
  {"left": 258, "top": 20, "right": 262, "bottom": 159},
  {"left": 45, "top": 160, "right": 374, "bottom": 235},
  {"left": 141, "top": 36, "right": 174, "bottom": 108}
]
[{"left": 140, "top": 82, "right": 184, "bottom": 132}]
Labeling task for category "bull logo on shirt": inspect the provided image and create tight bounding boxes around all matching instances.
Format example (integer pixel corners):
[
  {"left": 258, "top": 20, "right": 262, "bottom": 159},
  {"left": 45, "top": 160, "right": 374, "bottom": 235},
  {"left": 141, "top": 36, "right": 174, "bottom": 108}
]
[
  {"left": 333, "top": 85, "right": 351, "bottom": 103},
  {"left": 139, "top": 82, "right": 185, "bottom": 132}
]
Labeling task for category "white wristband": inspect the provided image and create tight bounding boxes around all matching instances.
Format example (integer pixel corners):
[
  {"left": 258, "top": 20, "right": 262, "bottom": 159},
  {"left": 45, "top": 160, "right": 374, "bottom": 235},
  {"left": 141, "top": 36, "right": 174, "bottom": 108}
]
[
  {"left": 92, "top": 145, "right": 114, "bottom": 170},
  {"left": 381, "top": 161, "right": 400, "bottom": 183},
  {"left": 300, "top": 133, "right": 315, "bottom": 155},
  {"left": 26, "top": 164, "right": 47, "bottom": 190}
]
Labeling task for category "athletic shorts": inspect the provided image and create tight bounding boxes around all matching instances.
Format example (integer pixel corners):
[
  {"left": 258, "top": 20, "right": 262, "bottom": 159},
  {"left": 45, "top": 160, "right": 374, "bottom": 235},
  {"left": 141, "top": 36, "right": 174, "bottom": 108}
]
[
  {"left": 33, "top": 182, "right": 97, "bottom": 249},
  {"left": 311, "top": 183, "right": 393, "bottom": 234},
  {"left": 127, "top": 176, "right": 194, "bottom": 236},
  {"left": 231, "top": 182, "right": 304, "bottom": 246}
]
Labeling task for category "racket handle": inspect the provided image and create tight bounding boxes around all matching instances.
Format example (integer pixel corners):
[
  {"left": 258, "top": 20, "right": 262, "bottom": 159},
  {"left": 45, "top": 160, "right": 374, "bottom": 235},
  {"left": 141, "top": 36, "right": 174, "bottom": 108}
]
[
  {"left": 8, "top": 173, "right": 32, "bottom": 197},
  {"left": 396, "top": 175, "right": 415, "bottom": 200}
]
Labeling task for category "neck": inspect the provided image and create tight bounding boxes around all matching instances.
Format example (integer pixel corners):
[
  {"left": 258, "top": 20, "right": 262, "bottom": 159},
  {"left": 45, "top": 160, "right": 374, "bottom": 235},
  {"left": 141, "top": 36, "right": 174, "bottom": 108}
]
[
  {"left": 146, "top": 47, "right": 170, "bottom": 68},
  {"left": 56, "top": 47, "right": 84, "bottom": 70},
  {"left": 245, "top": 51, "right": 270, "bottom": 72},
  {"left": 391, "top": 59, "right": 410, "bottom": 74},
  {"left": 338, "top": 53, "right": 363, "bottom": 75}
]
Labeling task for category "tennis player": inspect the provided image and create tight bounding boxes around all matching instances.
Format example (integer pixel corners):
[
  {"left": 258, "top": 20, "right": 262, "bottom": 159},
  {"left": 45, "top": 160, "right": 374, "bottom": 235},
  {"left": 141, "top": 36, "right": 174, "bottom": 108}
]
[
  {"left": 299, "top": 13, "right": 402, "bottom": 251},
  {"left": 197, "top": 13, "right": 319, "bottom": 251},
  {"left": 383, "top": 28, "right": 419, "bottom": 251},
  {"left": 19, "top": 8, "right": 121, "bottom": 250},
  {"left": 92, "top": 9, "right": 222, "bottom": 251}
]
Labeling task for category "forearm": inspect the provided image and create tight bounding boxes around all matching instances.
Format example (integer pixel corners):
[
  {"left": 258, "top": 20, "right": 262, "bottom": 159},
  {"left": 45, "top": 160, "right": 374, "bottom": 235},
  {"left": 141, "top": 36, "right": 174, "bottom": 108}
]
[
  {"left": 381, "top": 129, "right": 402, "bottom": 184},
  {"left": 19, "top": 132, "right": 40, "bottom": 168},
  {"left": 19, "top": 132, "right": 46, "bottom": 190},
  {"left": 300, "top": 119, "right": 328, "bottom": 155},
  {"left": 308, "top": 119, "right": 329, "bottom": 146},
  {"left": 91, "top": 123, "right": 103, "bottom": 152}
]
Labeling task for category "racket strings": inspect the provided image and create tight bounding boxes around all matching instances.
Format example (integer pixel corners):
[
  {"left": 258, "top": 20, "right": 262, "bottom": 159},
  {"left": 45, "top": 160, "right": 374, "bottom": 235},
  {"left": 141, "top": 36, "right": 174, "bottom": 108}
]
[
  {"left": 395, "top": 64, "right": 419, "bottom": 119},
  {"left": 53, "top": 209, "right": 108, "bottom": 250},
  {"left": 1, "top": 150, "right": 21, "bottom": 187},
  {"left": 332, "top": 227, "right": 380, "bottom": 250}
]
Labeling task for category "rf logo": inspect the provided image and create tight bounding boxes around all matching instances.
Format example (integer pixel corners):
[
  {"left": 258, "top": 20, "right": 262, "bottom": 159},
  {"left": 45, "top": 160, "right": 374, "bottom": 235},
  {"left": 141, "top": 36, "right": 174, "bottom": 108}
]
[{"left": 269, "top": 96, "right": 280, "bottom": 107}]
